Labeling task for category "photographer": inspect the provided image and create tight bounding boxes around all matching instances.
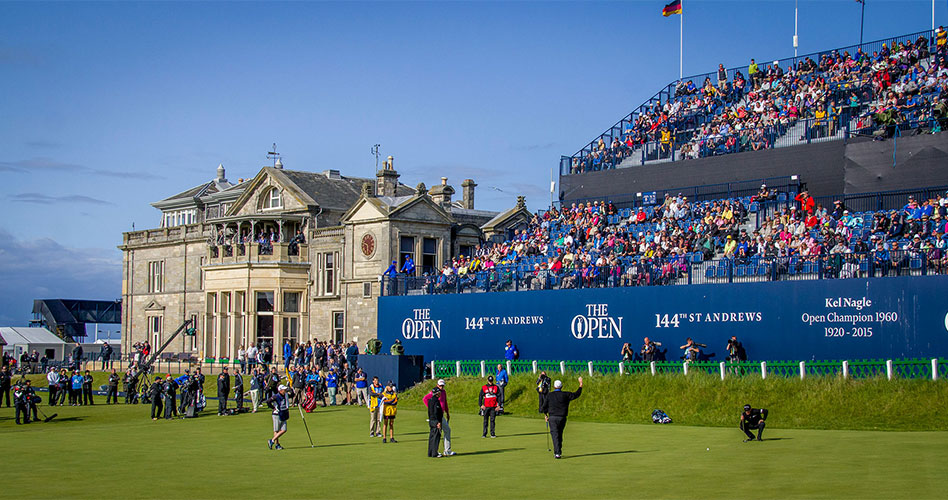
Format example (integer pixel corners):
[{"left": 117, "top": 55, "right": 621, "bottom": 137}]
[
  {"left": 479, "top": 375, "right": 500, "bottom": 438},
  {"left": 726, "top": 336, "right": 747, "bottom": 363},
  {"left": 620, "top": 343, "right": 635, "bottom": 361},
  {"left": 740, "top": 404, "right": 768, "bottom": 442},
  {"left": 123, "top": 368, "right": 137, "bottom": 404},
  {"left": 233, "top": 369, "right": 244, "bottom": 411},
  {"left": 679, "top": 338, "right": 705, "bottom": 362},
  {"left": 13, "top": 381, "right": 30, "bottom": 424},
  {"left": 1, "top": 365, "right": 12, "bottom": 407},
  {"left": 24, "top": 380, "right": 38, "bottom": 422},
  {"left": 641, "top": 337, "right": 661, "bottom": 362}
]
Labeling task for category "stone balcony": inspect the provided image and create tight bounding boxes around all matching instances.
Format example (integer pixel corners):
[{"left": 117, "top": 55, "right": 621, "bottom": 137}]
[{"left": 206, "top": 242, "right": 309, "bottom": 266}]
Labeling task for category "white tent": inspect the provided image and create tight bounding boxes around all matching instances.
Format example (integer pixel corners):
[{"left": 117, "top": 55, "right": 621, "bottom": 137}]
[{"left": 0, "top": 327, "right": 67, "bottom": 361}]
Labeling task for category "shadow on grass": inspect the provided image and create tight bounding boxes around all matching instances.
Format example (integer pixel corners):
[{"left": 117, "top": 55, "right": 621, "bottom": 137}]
[
  {"left": 562, "top": 450, "right": 638, "bottom": 459},
  {"left": 459, "top": 447, "right": 525, "bottom": 456},
  {"left": 495, "top": 431, "right": 546, "bottom": 437},
  {"left": 44, "top": 416, "right": 84, "bottom": 424},
  {"left": 761, "top": 437, "right": 792, "bottom": 441}
]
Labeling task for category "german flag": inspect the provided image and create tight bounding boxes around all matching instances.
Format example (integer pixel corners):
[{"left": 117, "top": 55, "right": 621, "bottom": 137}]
[{"left": 662, "top": 0, "right": 682, "bottom": 16}]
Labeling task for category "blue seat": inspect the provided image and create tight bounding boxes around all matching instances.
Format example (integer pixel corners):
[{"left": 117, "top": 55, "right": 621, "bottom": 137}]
[
  {"left": 716, "top": 265, "right": 728, "bottom": 278},
  {"left": 705, "top": 266, "right": 715, "bottom": 279},
  {"left": 910, "top": 258, "right": 922, "bottom": 269}
]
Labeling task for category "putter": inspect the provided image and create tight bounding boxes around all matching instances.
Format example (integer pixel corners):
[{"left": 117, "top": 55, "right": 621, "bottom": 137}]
[
  {"left": 545, "top": 420, "right": 551, "bottom": 452},
  {"left": 297, "top": 403, "right": 315, "bottom": 447},
  {"left": 37, "top": 406, "right": 58, "bottom": 423}
]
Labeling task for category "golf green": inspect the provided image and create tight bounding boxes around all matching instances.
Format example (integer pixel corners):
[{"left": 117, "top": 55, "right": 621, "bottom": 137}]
[{"left": 0, "top": 401, "right": 943, "bottom": 499}]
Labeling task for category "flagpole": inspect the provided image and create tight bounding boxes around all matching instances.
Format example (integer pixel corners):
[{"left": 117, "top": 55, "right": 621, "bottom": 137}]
[{"left": 679, "top": 0, "right": 683, "bottom": 80}]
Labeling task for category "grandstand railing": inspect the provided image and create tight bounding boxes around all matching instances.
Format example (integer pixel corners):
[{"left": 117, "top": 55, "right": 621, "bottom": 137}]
[
  {"left": 381, "top": 249, "right": 945, "bottom": 296},
  {"left": 561, "top": 29, "right": 937, "bottom": 175},
  {"left": 430, "top": 358, "right": 948, "bottom": 381}
]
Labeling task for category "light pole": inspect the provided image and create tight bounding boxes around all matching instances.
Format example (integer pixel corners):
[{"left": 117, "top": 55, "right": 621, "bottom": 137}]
[{"left": 859, "top": 0, "right": 865, "bottom": 45}]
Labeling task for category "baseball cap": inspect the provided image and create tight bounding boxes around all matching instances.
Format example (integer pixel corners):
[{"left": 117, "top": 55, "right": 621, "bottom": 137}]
[
  {"left": 553, "top": 380, "right": 563, "bottom": 389},
  {"left": 743, "top": 404, "right": 752, "bottom": 411},
  {"left": 487, "top": 375, "right": 494, "bottom": 383},
  {"left": 437, "top": 379, "right": 446, "bottom": 386},
  {"left": 278, "top": 384, "right": 287, "bottom": 391}
]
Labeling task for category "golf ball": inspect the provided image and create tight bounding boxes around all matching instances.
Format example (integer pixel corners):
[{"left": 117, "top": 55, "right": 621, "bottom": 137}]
[{"left": 706, "top": 448, "right": 710, "bottom": 451}]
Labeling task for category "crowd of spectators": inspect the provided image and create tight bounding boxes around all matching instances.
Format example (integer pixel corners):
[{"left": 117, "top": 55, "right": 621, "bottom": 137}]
[
  {"left": 571, "top": 30, "right": 948, "bottom": 173},
  {"left": 387, "top": 187, "right": 948, "bottom": 295}
]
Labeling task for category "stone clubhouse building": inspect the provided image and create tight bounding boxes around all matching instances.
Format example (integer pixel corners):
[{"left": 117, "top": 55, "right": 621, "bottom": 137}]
[{"left": 118, "top": 156, "right": 531, "bottom": 362}]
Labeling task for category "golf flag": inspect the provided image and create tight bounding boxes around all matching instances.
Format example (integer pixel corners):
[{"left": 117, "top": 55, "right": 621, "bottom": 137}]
[{"left": 662, "top": 0, "right": 682, "bottom": 16}]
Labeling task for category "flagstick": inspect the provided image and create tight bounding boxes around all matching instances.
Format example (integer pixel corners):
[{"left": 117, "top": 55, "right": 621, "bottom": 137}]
[{"left": 679, "top": 0, "right": 683, "bottom": 81}]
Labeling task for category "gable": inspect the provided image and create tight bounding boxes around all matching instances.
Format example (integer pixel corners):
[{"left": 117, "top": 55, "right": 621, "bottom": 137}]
[
  {"left": 347, "top": 200, "right": 388, "bottom": 222},
  {"left": 389, "top": 196, "right": 454, "bottom": 224},
  {"left": 144, "top": 300, "right": 165, "bottom": 311},
  {"left": 226, "top": 169, "right": 310, "bottom": 217}
]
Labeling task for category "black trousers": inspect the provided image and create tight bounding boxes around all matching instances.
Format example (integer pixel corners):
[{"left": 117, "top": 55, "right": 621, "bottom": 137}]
[
  {"left": 124, "top": 385, "right": 134, "bottom": 403},
  {"left": 428, "top": 421, "right": 442, "bottom": 457},
  {"left": 235, "top": 389, "right": 244, "bottom": 408},
  {"left": 48, "top": 386, "right": 58, "bottom": 405},
  {"left": 218, "top": 394, "right": 227, "bottom": 414},
  {"left": 83, "top": 387, "right": 94, "bottom": 405},
  {"left": 1, "top": 386, "right": 10, "bottom": 407},
  {"left": 548, "top": 416, "right": 568, "bottom": 455},
  {"left": 151, "top": 399, "right": 163, "bottom": 419},
  {"left": 29, "top": 403, "right": 37, "bottom": 421},
  {"left": 106, "top": 386, "right": 118, "bottom": 404},
  {"left": 497, "top": 384, "right": 506, "bottom": 409},
  {"left": 164, "top": 396, "right": 176, "bottom": 419},
  {"left": 15, "top": 403, "right": 29, "bottom": 423},
  {"left": 69, "top": 388, "right": 79, "bottom": 405},
  {"left": 57, "top": 387, "right": 67, "bottom": 405},
  {"left": 538, "top": 393, "right": 547, "bottom": 413},
  {"left": 741, "top": 420, "right": 766, "bottom": 440},
  {"left": 482, "top": 407, "right": 497, "bottom": 436}
]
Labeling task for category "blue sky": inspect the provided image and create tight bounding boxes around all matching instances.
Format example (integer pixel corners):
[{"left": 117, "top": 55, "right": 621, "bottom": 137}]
[{"left": 0, "top": 0, "right": 941, "bottom": 325}]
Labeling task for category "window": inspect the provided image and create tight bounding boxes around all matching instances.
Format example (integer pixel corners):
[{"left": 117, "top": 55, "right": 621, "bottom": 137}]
[
  {"left": 324, "top": 252, "right": 335, "bottom": 295},
  {"left": 399, "top": 235, "right": 415, "bottom": 272},
  {"left": 200, "top": 257, "right": 206, "bottom": 289},
  {"left": 148, "top": 261, "right": 164, "bottom": 293},
  {"left": 256, "top": 291, "right": 274, "bottom": 312},
  {"left": 149, "top": 315, "right": 162, "bottom": 347},
  {"left": 422, "top": 237, "right": 437, "bottom": 275},
  {"left": 459, "top": 245, "right": 472, "bottom": 258},
  {"left": 332, "top": 311, "right": 345, "bottom": 343},
  {"left": 188, "top": 314, "right": 198, "bottom": 351},
  {"left": 362, "top": 281, "right": 372, "bottom": 298},
  {"left": 283, "top": 317, "right": 299, "bottom": 345},
  {"left": 283, "top": 292, "right": 300, "bottom": 313},
  {"left": 263, "top": 187, "right": 282, "bottom": 209}
]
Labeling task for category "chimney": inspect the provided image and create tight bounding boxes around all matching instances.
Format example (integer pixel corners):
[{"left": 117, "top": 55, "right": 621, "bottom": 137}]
[
  {"left": 376, "top": 155, "right": 399, "bottom": 197},
  {"left": 216, "top": 163, "right": 227, "bottom": 183},
  {"left": 323, "top": 169, "right": 341, "bottom": 180},
  {"left": 461, "top": 179, "right": 476, "bottom": 209},
  {"left": 428, "top": 176, "right": 454, "bottom": 209}
]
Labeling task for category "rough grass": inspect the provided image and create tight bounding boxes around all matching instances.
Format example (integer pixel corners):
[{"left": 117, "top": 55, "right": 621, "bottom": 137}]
[{"left": 402, "top": 373, "right": 948, "bottom": 431}]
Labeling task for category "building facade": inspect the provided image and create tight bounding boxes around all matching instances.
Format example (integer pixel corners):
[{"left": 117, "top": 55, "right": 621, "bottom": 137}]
[{"left": 119, "top": 157, "right": 530, "bottom": 362}]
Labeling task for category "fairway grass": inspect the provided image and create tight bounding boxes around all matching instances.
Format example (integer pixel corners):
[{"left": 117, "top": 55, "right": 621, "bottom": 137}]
[{"left": 0, "top": 402, "right": 944, "bottom": 499}]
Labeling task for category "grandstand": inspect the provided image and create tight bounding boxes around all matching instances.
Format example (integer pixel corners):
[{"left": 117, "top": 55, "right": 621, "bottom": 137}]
[
  {"left": 557, "top": 30, "right": 948, "bottom": 208},
  {"left": 378, "top": 30, "right": 948, "bottom": 365}
]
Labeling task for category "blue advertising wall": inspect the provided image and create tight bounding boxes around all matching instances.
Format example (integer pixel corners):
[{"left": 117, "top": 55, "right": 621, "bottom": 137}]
[{"left": 377, "top": 276, "right": 948, "bottom": 361}]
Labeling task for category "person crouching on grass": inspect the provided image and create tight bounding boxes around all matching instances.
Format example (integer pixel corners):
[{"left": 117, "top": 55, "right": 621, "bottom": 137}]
[
  {"left": 381, "top": 382, "right": 398, "bottom": 443},
  {"left": 740, "top": 404, "right": 768, "bottom": 442},
  {"left": 268, "top": 385, "right": 290, "bottom": 450}
]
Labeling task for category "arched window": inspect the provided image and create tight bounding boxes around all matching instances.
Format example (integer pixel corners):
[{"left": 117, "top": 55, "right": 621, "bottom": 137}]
[{"left": 263, "top": 187, "right": 282, "bottom": 209}]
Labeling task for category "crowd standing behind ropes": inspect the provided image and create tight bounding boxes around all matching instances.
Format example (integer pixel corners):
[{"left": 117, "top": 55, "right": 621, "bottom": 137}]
[
  {"left": 393, "top": 187, "right": 948, "bottom": 294},
  {"left": 572, "top": 31, "right": 948, "bottom": 172}
]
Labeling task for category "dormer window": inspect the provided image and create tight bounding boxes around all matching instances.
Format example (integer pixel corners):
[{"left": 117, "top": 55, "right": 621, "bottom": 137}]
[{"left": 263, "top": 187, "right": 282, "bottom": 209}]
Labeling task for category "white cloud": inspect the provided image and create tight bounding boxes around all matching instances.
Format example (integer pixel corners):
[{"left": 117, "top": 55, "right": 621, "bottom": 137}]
[{"left": 0, "top": 228, "right": 120, "bottom": 326}]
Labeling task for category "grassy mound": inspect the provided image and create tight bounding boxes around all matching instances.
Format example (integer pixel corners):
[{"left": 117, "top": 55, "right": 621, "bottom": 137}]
[{"left": 401, "top": 373, "right": 948, "bottom": 431}]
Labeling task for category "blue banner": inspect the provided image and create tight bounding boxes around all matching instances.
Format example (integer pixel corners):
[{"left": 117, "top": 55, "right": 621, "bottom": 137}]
[{"left": 378, "top": 276, "right": 948, "bottom": 361}]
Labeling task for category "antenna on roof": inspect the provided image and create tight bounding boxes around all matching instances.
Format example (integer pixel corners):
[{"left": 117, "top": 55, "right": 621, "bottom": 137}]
[
  {"left": 267, "top": 143, "right": 282, "bottom": 168},
  {"left": 371, "top": 144, "right": 381, "bottom": 170}
]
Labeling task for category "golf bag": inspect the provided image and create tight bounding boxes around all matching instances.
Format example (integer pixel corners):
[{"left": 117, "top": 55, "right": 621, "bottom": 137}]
[
  {"left": 302, "top": 386, "right": 317, "bottom": 413},
  {"left": 651, "top": 409, "right": 672, "bottom": 424},
  {"left": 196, "top": 392, "right": 206, "bottom": 411}
]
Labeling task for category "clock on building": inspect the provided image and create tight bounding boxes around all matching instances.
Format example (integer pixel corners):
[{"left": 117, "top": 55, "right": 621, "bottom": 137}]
[{"left": 360, "top": 233, "right": 376, "bottom": 257}]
